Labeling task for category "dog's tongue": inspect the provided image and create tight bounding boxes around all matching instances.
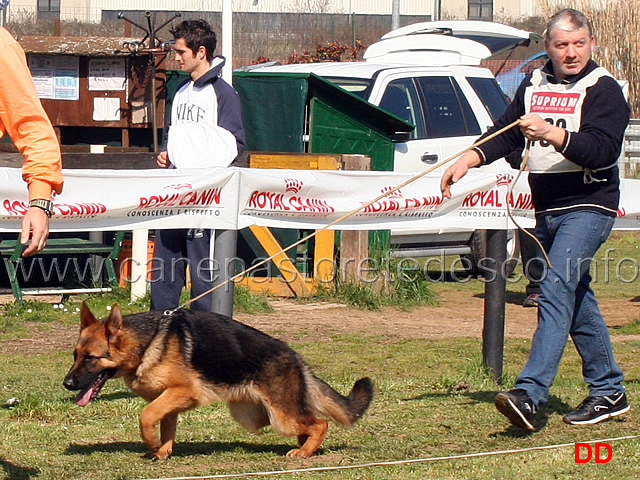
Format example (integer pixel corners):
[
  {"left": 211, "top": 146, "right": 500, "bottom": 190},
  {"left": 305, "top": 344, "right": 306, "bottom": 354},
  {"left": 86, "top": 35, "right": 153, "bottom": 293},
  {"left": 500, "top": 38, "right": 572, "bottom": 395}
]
[
  {"left": 75, "top": 386, "right": 96, "bottom": 407},
  {"left": 73, "top": 372, "right": 111, "bottom": 406}
]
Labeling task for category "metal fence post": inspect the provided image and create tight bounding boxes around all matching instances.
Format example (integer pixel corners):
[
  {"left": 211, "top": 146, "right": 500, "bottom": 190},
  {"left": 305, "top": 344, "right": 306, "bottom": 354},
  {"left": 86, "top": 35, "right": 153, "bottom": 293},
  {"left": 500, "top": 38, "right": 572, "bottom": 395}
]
[
  {"left": 483, "top": 229, "right": 507, "bottom": 384},
  {"left": 210, "top": 229, "right": 237, "bottom": 317}
]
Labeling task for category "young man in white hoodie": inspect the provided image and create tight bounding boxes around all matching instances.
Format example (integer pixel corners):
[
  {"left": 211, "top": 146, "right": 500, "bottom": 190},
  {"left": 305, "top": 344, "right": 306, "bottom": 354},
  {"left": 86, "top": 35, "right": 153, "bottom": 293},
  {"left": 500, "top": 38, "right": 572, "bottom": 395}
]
[{"left": 151, "top": 19, "right": 245, "bottom": 312}]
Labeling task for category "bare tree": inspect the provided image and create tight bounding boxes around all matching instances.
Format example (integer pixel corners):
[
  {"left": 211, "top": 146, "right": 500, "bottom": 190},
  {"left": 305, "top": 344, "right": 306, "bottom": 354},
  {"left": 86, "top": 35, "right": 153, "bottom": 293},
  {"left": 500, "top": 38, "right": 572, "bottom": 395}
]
[{"left": 287, "top": 0, "right": 342, "bottom": 14}]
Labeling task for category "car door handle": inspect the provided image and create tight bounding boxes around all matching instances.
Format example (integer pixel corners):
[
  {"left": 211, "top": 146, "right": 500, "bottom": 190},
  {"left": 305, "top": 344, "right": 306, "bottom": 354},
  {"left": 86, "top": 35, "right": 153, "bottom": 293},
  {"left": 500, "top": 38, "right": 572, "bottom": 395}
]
[{"left": 421, "top": 153, "right": 439, "bottom": 164}]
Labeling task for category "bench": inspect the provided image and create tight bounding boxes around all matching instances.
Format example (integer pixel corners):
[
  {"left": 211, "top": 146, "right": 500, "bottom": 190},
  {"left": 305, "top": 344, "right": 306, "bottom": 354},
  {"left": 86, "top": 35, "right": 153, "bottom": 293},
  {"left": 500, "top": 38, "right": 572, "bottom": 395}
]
[{"left": 0, "top": 232, "right": 125, "bottom": 303}]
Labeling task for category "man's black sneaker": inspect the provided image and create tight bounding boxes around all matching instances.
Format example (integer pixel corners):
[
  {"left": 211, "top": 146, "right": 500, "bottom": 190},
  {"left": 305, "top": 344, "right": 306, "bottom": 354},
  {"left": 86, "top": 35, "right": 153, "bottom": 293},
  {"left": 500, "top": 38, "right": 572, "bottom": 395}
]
[
  {"left": 495, "top": 389, "right": 537, "bottom": 431},
  {"left": 563, "top": 392, "right": 630, "bottom": 425}
]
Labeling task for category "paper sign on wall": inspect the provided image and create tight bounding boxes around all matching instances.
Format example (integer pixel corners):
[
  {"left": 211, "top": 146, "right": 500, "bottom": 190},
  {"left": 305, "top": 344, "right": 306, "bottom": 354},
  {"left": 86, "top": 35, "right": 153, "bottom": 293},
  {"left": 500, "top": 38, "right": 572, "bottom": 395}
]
[
  {"left": 88, "top": 58, "right": 127, "bottom": 91},
  {"left": 93, "top": 97, "right": 121, "bottom": 121},
  {"left": 28, "top": 54, "right": 79, "bottom": 100}
]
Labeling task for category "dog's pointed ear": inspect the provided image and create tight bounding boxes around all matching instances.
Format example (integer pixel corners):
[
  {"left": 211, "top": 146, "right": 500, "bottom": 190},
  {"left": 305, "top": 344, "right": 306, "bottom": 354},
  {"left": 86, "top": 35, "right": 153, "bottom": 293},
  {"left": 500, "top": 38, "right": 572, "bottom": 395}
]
[
  {"left": 105, "top": 303, "right": 123, "bottom": 340},
  {"left": 80, "top": 301, "right": 99, "bottom": 329}
]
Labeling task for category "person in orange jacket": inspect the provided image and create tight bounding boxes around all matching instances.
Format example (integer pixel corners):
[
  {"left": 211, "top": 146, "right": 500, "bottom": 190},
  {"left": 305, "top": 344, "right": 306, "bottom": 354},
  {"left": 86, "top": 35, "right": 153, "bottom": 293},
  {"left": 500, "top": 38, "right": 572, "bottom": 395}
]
[{"left": 0, "top": 26, "right": 63, "bottom": 256}]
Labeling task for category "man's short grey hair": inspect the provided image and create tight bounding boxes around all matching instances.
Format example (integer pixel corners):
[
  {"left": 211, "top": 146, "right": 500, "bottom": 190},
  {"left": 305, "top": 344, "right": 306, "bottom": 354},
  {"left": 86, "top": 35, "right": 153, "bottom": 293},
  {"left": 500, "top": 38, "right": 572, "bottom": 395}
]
[{"left": 545, "top": 8, "right": 593, "bottom": 41}]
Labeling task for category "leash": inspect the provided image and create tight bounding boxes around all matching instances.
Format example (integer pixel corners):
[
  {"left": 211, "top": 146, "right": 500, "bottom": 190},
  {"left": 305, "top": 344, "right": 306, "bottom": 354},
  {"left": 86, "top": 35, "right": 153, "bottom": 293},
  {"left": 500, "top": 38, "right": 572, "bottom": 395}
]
[
  {"left": 505, "top": 140, "right": 552, "bottom": 268},
  {"left": 168, "top": 119, "right": 522, "bottom": 313}
]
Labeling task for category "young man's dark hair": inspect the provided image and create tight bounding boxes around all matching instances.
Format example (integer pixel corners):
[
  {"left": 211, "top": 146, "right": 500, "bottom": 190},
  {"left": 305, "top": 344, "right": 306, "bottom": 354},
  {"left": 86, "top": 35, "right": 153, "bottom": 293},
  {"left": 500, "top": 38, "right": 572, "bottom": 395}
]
[{"left": 171, "top": 19, "right": 217, "bottom": 62}]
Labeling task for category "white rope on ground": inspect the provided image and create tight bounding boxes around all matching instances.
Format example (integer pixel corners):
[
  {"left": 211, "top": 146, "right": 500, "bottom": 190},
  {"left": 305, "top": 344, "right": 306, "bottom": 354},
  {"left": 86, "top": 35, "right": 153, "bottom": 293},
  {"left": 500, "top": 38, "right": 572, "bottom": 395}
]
[{"left": 130, "top": 434, "right": 640, "bottom": 480}]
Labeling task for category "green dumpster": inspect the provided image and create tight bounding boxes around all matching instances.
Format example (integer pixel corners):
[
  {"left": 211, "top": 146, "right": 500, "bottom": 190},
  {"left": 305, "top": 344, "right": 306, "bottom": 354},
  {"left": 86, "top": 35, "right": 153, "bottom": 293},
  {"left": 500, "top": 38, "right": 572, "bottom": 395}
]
[{"left": 234, "top": 72, "right": 415, "bottom": 281}]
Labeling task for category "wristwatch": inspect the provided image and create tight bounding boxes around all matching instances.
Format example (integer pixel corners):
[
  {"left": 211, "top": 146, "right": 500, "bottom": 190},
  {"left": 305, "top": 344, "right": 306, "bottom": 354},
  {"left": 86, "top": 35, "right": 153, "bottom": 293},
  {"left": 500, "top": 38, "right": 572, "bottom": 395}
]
[{"left": 29, "top": 199, "right": 54, "bottom": 217}]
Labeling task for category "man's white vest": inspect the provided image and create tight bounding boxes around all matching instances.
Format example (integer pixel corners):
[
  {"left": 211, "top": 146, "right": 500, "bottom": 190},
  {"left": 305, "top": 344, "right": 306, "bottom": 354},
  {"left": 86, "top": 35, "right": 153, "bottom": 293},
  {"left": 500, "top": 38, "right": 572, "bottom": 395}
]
[{"left": 524, "top": 66, "right": 614, "bottom": 178}]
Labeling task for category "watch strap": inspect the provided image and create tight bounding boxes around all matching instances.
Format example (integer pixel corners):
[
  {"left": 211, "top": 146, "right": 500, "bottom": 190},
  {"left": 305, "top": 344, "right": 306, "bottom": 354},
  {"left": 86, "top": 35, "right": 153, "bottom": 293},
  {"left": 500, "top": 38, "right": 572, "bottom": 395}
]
[{"left": 29, "top": 199, "right": 53, "bottom": 217}]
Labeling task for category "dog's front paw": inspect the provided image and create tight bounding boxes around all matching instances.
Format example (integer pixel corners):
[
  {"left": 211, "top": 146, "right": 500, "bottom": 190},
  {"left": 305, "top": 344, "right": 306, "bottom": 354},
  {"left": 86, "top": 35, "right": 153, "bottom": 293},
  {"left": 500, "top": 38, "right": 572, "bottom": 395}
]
[
  {"left": 286, "top": 448, "right": 312, "bottom": 458},
  {"left": 142, "top": 449, "right": 171, "bottom": 461}
]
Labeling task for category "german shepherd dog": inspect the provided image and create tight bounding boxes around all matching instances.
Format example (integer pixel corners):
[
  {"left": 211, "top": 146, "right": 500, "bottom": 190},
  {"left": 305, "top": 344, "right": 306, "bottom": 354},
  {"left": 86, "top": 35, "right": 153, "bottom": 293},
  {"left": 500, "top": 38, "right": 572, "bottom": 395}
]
[{"left": 63, "top": 303, "right": 373, "bottom": 460}]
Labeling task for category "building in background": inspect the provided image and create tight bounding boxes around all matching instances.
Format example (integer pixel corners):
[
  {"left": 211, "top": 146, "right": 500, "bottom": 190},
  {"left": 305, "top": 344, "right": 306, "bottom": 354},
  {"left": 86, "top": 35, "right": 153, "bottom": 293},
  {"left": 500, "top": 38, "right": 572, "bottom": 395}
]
[{"left": 6, "top": 1, "right": 552, "bottom": 24}]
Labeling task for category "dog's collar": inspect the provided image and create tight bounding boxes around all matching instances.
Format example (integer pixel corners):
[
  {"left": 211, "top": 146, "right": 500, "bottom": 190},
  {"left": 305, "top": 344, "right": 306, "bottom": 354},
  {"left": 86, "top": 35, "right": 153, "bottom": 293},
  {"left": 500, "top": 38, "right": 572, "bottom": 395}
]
[{"left": 163, "top": 306, "right": 190, "bottom": 317}]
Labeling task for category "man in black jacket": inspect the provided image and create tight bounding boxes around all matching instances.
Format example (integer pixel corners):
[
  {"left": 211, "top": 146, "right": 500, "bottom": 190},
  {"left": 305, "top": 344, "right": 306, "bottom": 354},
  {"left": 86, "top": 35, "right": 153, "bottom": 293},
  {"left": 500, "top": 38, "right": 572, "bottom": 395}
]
[{"left": 441, "top": 8, "right": 629, "bottom": 430}]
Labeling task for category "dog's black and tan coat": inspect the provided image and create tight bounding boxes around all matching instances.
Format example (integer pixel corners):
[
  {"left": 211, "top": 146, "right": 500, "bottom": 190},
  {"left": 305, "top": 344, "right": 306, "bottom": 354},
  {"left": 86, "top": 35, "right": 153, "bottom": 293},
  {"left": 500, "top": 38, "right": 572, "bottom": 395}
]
[{"left": 63, "top": 303, "right": 373, "bottom": 460}]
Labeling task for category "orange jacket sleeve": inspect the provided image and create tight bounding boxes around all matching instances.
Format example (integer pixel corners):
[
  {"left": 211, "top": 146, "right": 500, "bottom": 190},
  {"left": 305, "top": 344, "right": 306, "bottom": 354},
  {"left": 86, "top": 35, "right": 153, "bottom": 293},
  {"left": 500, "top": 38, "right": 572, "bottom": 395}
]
[{"left": 0, "top": 27, "right": 63, "bottom": 200}]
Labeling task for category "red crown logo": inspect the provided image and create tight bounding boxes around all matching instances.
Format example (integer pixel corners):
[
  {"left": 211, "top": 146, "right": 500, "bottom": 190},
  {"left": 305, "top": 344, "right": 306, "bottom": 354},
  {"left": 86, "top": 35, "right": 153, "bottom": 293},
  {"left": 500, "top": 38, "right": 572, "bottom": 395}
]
[
  {"left": 381, "top": 186, "right": 403, "bottom": 199},
  {"left": 164, "top": 183, "right": 193, "bottom": 191},
  {"left": 495, "top": 173, "right": 514, "bottom": 187},
  {"left": 284, "top": 178, "right": 303, "bottom": 194}
]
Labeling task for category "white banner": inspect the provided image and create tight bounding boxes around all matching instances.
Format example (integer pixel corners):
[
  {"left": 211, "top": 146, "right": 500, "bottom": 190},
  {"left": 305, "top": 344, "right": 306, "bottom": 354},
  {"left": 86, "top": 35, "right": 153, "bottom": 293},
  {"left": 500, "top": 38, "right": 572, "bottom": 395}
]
[
  {"left": 1, "top": 168, "right": 239, "bottom": 232},
  {"left": 236, "top": 168, "right": 534, "bottom": 231},
  {"left": 2, "top": 167, "right": 640, "bottom": 232}
]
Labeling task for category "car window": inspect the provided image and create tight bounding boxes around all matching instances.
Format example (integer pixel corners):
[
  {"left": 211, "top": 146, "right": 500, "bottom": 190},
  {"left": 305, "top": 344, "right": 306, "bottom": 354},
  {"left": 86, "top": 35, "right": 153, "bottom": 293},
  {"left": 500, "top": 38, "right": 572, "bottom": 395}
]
[
  {"left": 467, "top": 77, "right": 509, "bottom": 121},
  {"left": 520, "top": 55, "right": 547, "bottom": 74},
  {"left": 415, "top": 76, "right": 481, "bottom": 138},
  {"left": 379, "top": 78, "right": 424, "bottom": 139},
  {"left": 327, "top": 77, "right": 372, "bottom": 98}
]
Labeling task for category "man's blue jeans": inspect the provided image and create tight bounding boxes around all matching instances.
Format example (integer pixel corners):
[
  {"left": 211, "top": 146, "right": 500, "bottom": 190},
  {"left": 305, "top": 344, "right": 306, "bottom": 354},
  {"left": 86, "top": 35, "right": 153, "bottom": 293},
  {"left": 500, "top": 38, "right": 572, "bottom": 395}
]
[{"left": 515, "top": 210, "right": 625, "bottom": 406}]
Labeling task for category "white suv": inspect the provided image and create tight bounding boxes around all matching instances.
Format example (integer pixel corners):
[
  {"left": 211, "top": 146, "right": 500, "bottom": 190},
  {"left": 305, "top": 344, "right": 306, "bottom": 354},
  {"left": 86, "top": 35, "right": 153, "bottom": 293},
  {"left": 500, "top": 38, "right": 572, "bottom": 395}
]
[{"left": 245, "top": 21, "right": 542, "bottom": 273}]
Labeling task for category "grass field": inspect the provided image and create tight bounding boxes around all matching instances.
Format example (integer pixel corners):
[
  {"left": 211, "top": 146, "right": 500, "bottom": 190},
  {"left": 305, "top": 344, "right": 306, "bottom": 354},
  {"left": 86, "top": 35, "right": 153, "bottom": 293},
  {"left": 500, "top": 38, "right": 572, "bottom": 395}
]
[
  {"left": 1, "top": 334, "right": 639, "bottom": 479},
  {"left": 1, "top": 232, "right": 639, "bottom": 480}
]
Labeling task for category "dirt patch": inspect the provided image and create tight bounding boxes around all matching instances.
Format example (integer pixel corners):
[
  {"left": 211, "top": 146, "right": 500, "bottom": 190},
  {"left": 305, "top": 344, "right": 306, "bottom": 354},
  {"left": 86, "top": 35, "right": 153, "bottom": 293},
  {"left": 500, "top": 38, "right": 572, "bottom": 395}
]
[
  {"left": 2, "top": 290, "right": 638, "bottom": 355},
  {"left": 240, "top": 291, "right": 640, "bottom": 342}
]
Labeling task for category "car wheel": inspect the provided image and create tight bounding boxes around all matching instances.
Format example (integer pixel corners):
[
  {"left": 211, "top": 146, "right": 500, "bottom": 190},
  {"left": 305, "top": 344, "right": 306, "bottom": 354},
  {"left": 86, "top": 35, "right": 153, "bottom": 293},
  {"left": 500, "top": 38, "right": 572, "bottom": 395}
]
[{"left": 461, "top": 229, "right": 519, "bottom": 277}]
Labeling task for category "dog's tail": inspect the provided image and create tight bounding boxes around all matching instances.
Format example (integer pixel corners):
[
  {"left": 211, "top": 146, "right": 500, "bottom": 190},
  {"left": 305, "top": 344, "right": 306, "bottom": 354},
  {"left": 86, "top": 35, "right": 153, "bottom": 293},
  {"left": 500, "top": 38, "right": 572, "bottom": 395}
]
[{"left": 307, "top": 373, "right": 374, "bottom": 425}]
